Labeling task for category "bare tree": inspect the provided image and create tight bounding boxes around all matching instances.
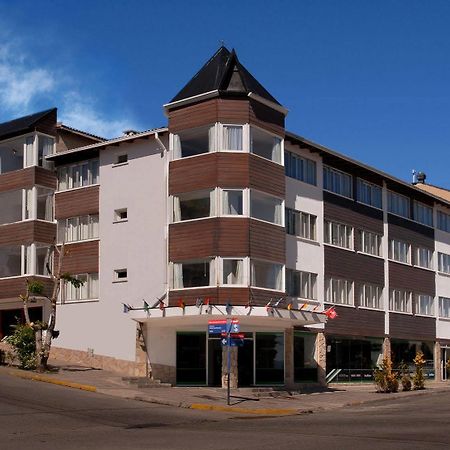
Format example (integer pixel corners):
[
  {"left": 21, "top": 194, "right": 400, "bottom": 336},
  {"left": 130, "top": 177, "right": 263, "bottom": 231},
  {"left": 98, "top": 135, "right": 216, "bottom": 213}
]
[{"left": 20, "top": 243, "right": 82, "bottom": 372}]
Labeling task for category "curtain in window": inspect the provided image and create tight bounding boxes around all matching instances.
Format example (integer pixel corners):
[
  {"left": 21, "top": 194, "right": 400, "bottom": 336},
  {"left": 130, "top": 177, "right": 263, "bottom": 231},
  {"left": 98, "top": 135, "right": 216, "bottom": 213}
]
[
  {"left": 223, "top": 126, "right": 243, "bottom": 150},
  {"left": 173, "top": 263, "right": 183, "bottom": 289},
  {"left": 250, "top": 261, "right": 256, "bottom": 286},
  {"left": 173, "top": 196, "right": 181, "bottom": 222},
  {"left": 209, "top": 190, "right": 216, "bottom": 216},
  {"left": 235, "top": 259, "right": 243, "bottom": 284},
  {"left": 25, "top": 189, "right": 33, "bottom": 219},
  {"left": 172, "top": 134, "right": 181, "bottom": 159},
  {"left": 222, "top": 190, "right": 241, "bottom": 215},
  {"left": 274, "top": 265, "right": 283, "bottom": 291},
  {"left": 25, "top": 137, "right": 34, "bottom": 167},
  {"left": 208, "top": 126, "right": 215, "bottom": 152},
  {"left": 45, "top": 193, "right": 53, "bottom": 221},
  {"left": 272, "top": 138, "right": 281, "bottom": 163},
  {"left": 274, "top": 201, "right": 283, "bottom": 225}
]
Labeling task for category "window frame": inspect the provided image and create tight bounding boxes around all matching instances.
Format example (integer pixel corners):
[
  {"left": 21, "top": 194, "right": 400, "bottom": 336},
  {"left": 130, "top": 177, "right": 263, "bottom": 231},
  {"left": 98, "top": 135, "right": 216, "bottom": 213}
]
[
  {"left": 323, "top": 165, "right": 353, "bottom": 199},
  {"left": 413, "top": 200, "right": 433, "bottom": 227},
  {"left": 249, "top": 125, "right": 284, "bottom": 165},
  {"left": 439, "top": 297, "right": 450, "bottom": 318},
  {"left": 324, "top": 220, "right": 353, "bottom": 250},
  {"left": 389, "top": 289, "right": 412, "bottom": 314},
  {"left": 415, "top": 294, "right": 434, "bottom": 316},
  {"left": 388, "top": 239, "right": 411, "bottom": 265},
  {"left": 359, "top": 283, "right": 383, "bottom": 310},
  {"left": 57, "top": 159, "right": 100, "bottom": 191},
  {"left": 284, "top": 150, "right": 317, "bottom": 186},
  {"left": 414, "top": 246, "right": 433, "bottom": 270},
  {"left": 325, "top": 277, "right": 354, "bottom": 306},
  {"left": 387, "top": 190, "right": 410, "bottom": 219},
  {"left": 356, "top": 178, "right": 382, "bottom": 209},
  {"left": 359, "top": 229, "right": 382, "bottom": 257},
  {"left": 285, "top": 208, "right": 317, "bottom": 241},
  {"left": 285, "top": 269, "right": 317, "bottom": 300},
  {"left": 60, "top": 272, "right": 99, "bottom": 303},
  {"left": 249, "top": 189, "right": 284, "bottom": 227}
]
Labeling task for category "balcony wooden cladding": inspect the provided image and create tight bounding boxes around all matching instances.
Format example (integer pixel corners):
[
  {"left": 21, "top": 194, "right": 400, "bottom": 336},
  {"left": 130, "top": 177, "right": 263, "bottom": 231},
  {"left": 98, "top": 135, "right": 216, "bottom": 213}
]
[
  {"left": 324, "top": 306, "right": 385, "bottom": 337},
  {"left": 0, "top": 276, "right": 53, "bottom": 300},
  {"left": 388, "top": 261, "right": 435, "bottom": 296},
  {"left": 57, "top": 240, "right": 99, "bottom": 274},
  {"left": 0, "top": 221, "right": 56, "bottom": 246},
  {"left": 168, "top": 98, "right": 285, "bottom": 136},
  {"left": 169, "top": 218, "right": 285, "bottom": 263},
  {"left": 389, "top": 313, "right": 435, "bottom": 341},
  {"left": 388, "top": 217, "right": 434, "bottom": 248},
  {"left": 55, "top": 185, "right": 99, "bottom": 219},
  {"left": 168, "top": 287, "right": 283, "bottom": 307},
  {"left": 169, "top": 153, "right": 285, "bottom": 198},
  {"left": 0, "top": 166, "right": 56, "bottom": 193}
]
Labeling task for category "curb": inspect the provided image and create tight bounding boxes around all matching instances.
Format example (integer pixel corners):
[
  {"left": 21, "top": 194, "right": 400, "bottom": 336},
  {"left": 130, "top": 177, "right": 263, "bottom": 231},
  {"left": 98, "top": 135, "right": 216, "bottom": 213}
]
[
  {"left": 8, "top": 370, "right": 97, "bottom": 392},
  {"left": 189, "top": 403, "right": 298, "bottom": 415}
]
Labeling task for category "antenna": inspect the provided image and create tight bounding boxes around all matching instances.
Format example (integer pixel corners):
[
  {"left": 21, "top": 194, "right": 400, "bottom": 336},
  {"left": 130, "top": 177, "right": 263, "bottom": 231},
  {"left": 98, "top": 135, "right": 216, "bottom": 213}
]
[{"left": 412, "top": 169, "right": 418, "bottom": 185}]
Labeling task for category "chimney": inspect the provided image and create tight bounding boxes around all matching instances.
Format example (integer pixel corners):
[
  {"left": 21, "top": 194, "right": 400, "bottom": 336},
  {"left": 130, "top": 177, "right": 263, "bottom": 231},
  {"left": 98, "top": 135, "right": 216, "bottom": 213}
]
[{"left": 123, "top": 129, "right": 138, "bottom": 136}]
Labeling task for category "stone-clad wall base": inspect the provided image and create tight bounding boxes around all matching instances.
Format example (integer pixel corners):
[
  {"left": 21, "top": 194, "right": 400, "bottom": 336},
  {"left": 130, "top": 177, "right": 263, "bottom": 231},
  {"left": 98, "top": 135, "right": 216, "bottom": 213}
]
[
  {"left": 150, "top": 363, "right": 176, "bottom": 385},
  {"left": 51, "top": 347, "right": 146, "bottom": 377}
]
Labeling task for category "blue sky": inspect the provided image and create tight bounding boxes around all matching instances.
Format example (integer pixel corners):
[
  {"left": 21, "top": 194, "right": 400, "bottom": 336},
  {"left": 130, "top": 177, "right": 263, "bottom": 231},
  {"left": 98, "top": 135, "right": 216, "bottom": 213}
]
[{"left": 1, "top": 0, "right": 449, "bottom": 186}]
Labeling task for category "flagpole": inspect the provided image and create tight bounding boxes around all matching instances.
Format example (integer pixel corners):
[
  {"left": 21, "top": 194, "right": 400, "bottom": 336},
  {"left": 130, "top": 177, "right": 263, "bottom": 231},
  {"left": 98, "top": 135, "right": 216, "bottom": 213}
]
[{"left": 227, "top": 319, "right": 231, "bottom": 406}]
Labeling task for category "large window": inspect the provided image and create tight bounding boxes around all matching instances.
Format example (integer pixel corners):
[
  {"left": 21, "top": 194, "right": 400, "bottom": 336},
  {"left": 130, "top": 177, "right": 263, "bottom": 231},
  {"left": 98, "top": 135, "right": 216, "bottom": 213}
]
[
  {"left": 357, "top": 179, "right": 382, "bottom": 209},
  {"left": 0, "top": 244, "right": 51, "bottom": 278},
  {"left": 325, "top": 277, "right": 353, "bottom": 305},
  {"left": 285, "top": 269, "right": 317, "bottom": 300},
  {"left": 36, "top": 187, "right": 53, "bottom": 221},
  {"left": 222, "top": 259, "right": 245, "bottom": 285},
  {"left": 388, "top": 191, "right": 410, "bottom": 218},
  {"left": 250, "top": 260, "right": 283, "bottom": 291},
  {"left": 222, "top": 125, "right": 243, "bottom": 151},
  {"left": 413, "top": 201, "right": 433, "bottom": 227},
  {"left": 255, "top": 332, "right": 284, "bottom": 384},
  {"left": 57, "top": 159, "right": 99, "bottom": 191},
  {"left": 438, "top": 252, "right": 450, "bottom": 274},
  {"left": 0, "top": 190, "right": 23, "bottom": 225},
  {"left": 323, "top": 166, "right": 352, "bottom": 198},
  {"left": 57, "top": 215, "right": 99, "bottom": 243},
  {"left": 439, "top": 297, "right": 450, "bottom": 318},
  {"left": 172, "top": 260, "right": 214, "bottom": 289},
  {"left": 61, "top": 273, "right": 99, "bottom": 303},
  {"left": 416, "top": 294, "right": 434, "bottom": 316},
  {"left": 389, "top": 289, "right": 412, "bottom": 313},
  {"left": 221, "top": 189, "right": 244, "bottom": 216},
  {"left": 285, "top": 208, "right": 316, "bottom": 240},
  {"left": 324, "top": 220, "right": 353, "bottom": 249},
  {"left": 172, "top": 125, "right": 215, "bottom": 158},
  {"left": 360, "top": 229, "right": 382, "bottom": 256},
  {"left": 250, "top": 191, "right": 283, "bottom": 225},
  {"left": 285, "top": 151, "right": 316, "bottom": 185},
  {"left": 437, "top": 211, "right": 450, "bottom": 233},
  {"left": 360, "top": 283, "right": 383, "bottom": 309},
  {"left": 0, "top": 245, "right": 23, "bottom": 278},
  {"left": 173, "top": 190, "right": 215, "bottom": 222},
  {"left": 415, "top": 247, "right": 433, "bottom": 270},
  {"left": 389, "top": 239, "right": 410, "bottom": 264},
  {"left": 250, "top": 127, "right": 282, "bottom": 164}
]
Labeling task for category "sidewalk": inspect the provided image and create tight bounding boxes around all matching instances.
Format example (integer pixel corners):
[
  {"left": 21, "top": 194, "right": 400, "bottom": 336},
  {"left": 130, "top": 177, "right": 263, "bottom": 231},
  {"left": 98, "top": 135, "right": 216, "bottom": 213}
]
[{"left": 2, "top": 360, "right": 450, "bottom": 416}]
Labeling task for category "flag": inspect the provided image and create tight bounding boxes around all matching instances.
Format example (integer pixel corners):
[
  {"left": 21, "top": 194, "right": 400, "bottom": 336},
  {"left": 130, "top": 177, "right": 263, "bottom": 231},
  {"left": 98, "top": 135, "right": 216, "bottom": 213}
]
[
  {"left": 265, "top": 299, "right": 273, "bottom": 311},
  {"left": 143, "top": 301, "right": 150, "bottom": 312},
  {"left": 195, "top": 297, "right": 203, "bottom": 308},
  {"left": 204, "top": 297, "right": 210, "bottom": 306},
  {"left": 300, "top": 303, "right": 308, "bottom": 310},
  {"left": 274, "top": 297, "right": 283, "bottom": 307},
  {"left": 287, "top": 303, "right": 293, "bottom": 311},
  {"left": 177, "top": 298, "right": 185, "bottom": 309},
  {"left": 313, "top": 304, "right": 320, "bottom": 311},
  {"left": 123, "top": 303, "right": 130, "bottom": 313},
  {"left": 159, "top": 300, "right": 165, "bottom": 310},
  {"left": 324, "top": 306, "right": 338, "bottom": 319}
]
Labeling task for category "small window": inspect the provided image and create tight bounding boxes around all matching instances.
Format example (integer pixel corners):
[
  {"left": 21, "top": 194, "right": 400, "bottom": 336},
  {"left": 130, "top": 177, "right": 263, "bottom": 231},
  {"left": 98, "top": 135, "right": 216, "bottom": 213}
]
[
  {"left": 415, "top": 247, "right": 433, "bottom": 269},
  {"left": 388, "top": 239, "right": 410, "bottom": 264},
  {"left": 285, "top": 208, "right": 317, "bottom": 240},
  {"left": 389, "top": 289, "right": 412, "bottom": 313},
  {"left": 437, "top": 211, "right": 450, "bottom": 233},
  {"left": 360, "top": 230, "right": 382, "bottom": 257},
  {"left": 324, "top": 220, "right": 353, "bottom": 249},
  {"left": 360, "top": 283, "right": 383, "bottom": 309},
  {"left": 173, "top": 190, "right": 215, "bottom": 222},
  {"left": 172, "top": 260, "right": 214, "bottom": 289},
  {"left": 250, "top": 127, "right": 282, "bottom": 164},
  {"left": 323, "top": 166, "right": 352, "bottom": 198},
  {"left": 172, "top": 125, "right": 215, "bottom": 158},
  {"left": 439, "top": 297, "right": 450, "bottom": 318},
  {"left": 286, "top": 269, "right": 317, "bottom": 300},
  {"left": 285, "top": 151, "right": 316, "bottom": 185},
  {"left": 114, "top": 269, "right": 128, "bottom": 282},
  {"left": 115, "top": 154, "right": 128, "bottom": 165},
  {"left": 438, "top": 252, "right": 450, "bottom": 274},
  {"left": 416, "top": 294, "right": 434, "bottom": 316},
  {"left": 222, "top": 259, "right": 245, "bottom": 285},
  {"left": 250, "top": 190, "right": 283, "bottom": 225},
  {"left": 222, "top": 125, "right": 243, "bottom": 151},
  {"left": 325, "top": 277, "right": 353, "bottom": 305},
  {"left": 387, "top": 191, "right": 410, "bottom": 218},
  {"left": 114, "top": 208, "right": 128, "bottom": 222},
  {"left": 413, "top": 201, "right": 433, "bottom": 227},
  {"left": 221, "top": 190, "right": 243, "bottom": 215},
  {"left": 250, "top": 259, "right": 284, "bottom": 291},
  {"left": 357, "top": 179, "right": 382, "bottom": 209}
]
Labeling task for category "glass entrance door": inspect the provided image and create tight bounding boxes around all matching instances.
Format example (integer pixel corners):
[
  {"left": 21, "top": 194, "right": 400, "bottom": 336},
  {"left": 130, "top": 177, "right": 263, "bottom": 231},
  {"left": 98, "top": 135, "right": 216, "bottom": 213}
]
[
  {"left": 208, "top": 338, "right": 222, "bottom": 386},
  {"left": 238, "top": 339, "right": 254, "bottom": 387},
  {"left": 176, "top": 332, "right": 206, "bottom": 385}
]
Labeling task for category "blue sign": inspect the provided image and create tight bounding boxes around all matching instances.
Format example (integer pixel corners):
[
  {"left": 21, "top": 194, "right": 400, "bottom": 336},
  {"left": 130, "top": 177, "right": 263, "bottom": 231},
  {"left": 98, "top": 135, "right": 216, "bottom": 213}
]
[
  {"left": 208, "top": 319, "right": 240, "bottom": 335},
  {"left": 208, "top": 323, "right": 228, "bottom": 334}
]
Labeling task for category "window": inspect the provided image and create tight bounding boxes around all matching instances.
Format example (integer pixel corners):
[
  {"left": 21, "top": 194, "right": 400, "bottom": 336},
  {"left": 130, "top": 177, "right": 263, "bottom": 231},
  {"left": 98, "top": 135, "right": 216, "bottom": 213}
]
[
  {"left": 437, "top": 211, "right": 450, "bottom": 233},
  {"left": 389, "top": 239, "right": 410, "bottom": 264},
  {"left": 389, "top": 289, "right": 412, "bottom": 313},
  {"left": 357, "top": 179, "right": 382, "bottom": 209},
  {"left": 250, "top": 191, "right": 283, "bottom": 225},
  {"left": 285, "top": 269, "right": 317, "bottom": 300},
  {"left": 37, "top": 135, "right": 54, "bottom": 170},
  {"left": 222, "top": 259, "right": 245, "bottom": 285},
  {"left": 57, "top": 215, "right": 99, "bottom": 243},
  {"left": 36, "top": 187, "right": 53, "bottom": 221},
  {"left": 35, "top": 245, "right": 52, "bottom": 276},
  {"left": 172, "top": 125, "right": 215, "bottom": 158},
  {"left": 439, "top": 297, "right": 450, "bottom": 318},
  {"left": 323, "top": 166, "right": 352, "bottom": 198},
  {"left": 325, "top": 277, "right": 353, "bottom": 305},
  {"left": 0, "top": 245, "right": 23, "bottom": 278},
  {"left": 324, "top": 220, "right": 353, "bottom": 249},
  {"left": 285, "top": 208, "right": 316, "bottom": 240},
  {"left": 115, "top": 154, "right": 128, "bottom": 165},
  {"left": 114, "top": 269, "right": 128, "bottom": 282},
  {"left": 360, "top": 230, "right": 382, "bottom": 256},
  {"left": 0, "top": 190, "right": 23, "bottom": 225},
  {"left": 415, "top": 247, "right": 433, "bottom": 269},
  {"left": 57, "top": 159, "right": 99, "bottom": 191},
  {"left": 387, "top": 191, "right": 410, "bottom": 218},
  {"left": 172, "top": 260, "right": 214, "bottom": 289},
  {"left": 221, "top": 189, "right": 243, "bottom": 215},
  {"left": 250, "top": 127, "right": 282, "bottom": 164},
  {"left": 438, "top": 252, "right": 450, "bottom": 274},
  {"left": 416, "top": 294, "right": 434, "bottom": 316},
  {"left": 114, "top": 208, "right": 128, "bottom": 222},
  {"left": 413, "top": 201, "right": 433, "bottom": 227},
  {"left": 222, "top": 125, "right": 243, "bottom": 151},
  {"left": 173, "top": 190, "right": 215, "bottom": 222},
  {"left": 284, "top": 151, "right": 316, "bottom": 185},
  {"left": 360, "top": 283, "right": 382, "bottom": 309},
  {"left": 250, "top": 260, "right": 283, "bottom": 291},
  {"left": 61, "top": 273, "right": 99, "bottom": 302}
]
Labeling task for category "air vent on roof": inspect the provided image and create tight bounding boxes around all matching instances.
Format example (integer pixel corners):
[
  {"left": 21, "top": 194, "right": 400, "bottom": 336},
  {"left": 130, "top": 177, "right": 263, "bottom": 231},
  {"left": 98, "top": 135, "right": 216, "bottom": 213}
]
[
  {"left": 123, "top": 130, "right": 138, "bottom": 136},
  {"left": 417, "top": 172, "right": 426, "bottom": 184}
]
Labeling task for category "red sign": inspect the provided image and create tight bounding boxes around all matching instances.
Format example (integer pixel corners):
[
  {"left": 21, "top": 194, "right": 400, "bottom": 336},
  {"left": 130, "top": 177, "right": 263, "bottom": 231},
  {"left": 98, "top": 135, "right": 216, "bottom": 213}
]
[{"left": 208, "top": 319, "right": 239, "bottom": 325}]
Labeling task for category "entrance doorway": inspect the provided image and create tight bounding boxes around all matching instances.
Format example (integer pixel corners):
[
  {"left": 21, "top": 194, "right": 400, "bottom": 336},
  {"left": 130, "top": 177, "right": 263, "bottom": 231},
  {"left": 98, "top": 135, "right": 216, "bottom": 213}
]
[
  {"left": 208, "top": 338, "right": 222, "bottom": 386},
  {"left": 238, "top": 338, "right": 254, "bottom": 386}
]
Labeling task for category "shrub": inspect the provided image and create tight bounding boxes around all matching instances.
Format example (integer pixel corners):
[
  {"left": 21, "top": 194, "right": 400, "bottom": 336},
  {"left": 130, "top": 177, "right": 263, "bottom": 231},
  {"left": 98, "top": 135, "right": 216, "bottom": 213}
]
[
  {"left": 374, "top": 357, "right": 399, "bottom": 393},
  {"left": 399, "top": 361, "right": 412, "bottom": 391},
  {"left": 3, "top": 322, "right": 36, "bottom": 370},
  {"left": 412, "top": 351, "right": 426, "bottom": 390}
]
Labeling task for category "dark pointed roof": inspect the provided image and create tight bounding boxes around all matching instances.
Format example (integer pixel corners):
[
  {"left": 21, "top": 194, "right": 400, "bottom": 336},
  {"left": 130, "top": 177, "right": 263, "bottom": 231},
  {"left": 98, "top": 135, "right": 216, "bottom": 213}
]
[
  {"left": 0, "top": 108, "right": 57, "bottom": 141},
  {"left": 169, "top": 47, "right": 282, "bottom": 106}
]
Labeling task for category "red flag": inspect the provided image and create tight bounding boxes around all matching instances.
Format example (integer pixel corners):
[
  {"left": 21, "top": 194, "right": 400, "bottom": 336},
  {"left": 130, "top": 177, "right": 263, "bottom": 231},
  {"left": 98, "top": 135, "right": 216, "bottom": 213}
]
[
  {"left": 324, "top": 306, "right": 338, "bottom": 319},
  {"left": 313, "top": 304, "right": 320, "bottom": 311},
  {"left": 300, "top": 303, "right": 308, "bottom": 310},
  {"left": 287, "top": 303, "right": 293, "bottom": 311},
  {"left": 159, "top": 300, "right": 165, "bottom": 310},
  {"left": 177, "top": 298, "right": 185, "bottom": 309},
  {"left": 204, "top": 297, "right": 210, "bottom": 306}
]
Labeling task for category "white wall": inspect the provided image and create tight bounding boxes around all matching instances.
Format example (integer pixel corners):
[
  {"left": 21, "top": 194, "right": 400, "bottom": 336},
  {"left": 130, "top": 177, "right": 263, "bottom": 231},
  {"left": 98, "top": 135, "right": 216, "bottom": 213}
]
[{"left": 56, "top": 136, "right": 169, "bottom": 361}]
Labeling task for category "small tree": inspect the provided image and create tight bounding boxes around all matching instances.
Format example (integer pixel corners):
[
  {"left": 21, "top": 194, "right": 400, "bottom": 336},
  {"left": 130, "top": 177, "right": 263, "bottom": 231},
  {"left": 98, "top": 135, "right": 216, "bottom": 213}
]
[
  {"left": 19, "top": 244, "right": 82, "bottom": 372},
  {"left": 399, "top": 361, "right": 412, "bottom": 391},
  {"left": 374, "top": 356, "right": 399, "bottom": 393},
  {"left": 4, "top": 322, "right": 36, "bottom": 369},
  {"left": 412, "top": 351, "right": 426, "bottom": 390}
]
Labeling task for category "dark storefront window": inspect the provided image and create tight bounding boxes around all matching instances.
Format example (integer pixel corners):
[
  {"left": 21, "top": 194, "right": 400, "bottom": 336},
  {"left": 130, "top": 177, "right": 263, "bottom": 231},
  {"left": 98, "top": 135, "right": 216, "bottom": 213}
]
[
  {"left": 176, "top": 332, "right": 206, "bottom": 385},
  {"left": 255, "top": 332, "right": 284, "bottom": 384},
  {"left": 391, "top": 340, "right": 435, "bottom": 379},
  {"left": 294, "top": 332, "right": 318, "bottom": 382}
]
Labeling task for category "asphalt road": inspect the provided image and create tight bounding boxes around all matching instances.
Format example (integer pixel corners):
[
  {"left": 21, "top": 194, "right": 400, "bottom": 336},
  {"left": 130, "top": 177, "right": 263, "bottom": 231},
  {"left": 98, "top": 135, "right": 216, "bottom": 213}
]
[{"left": 1, "top": 372, "right": 449, "bottom": 450}]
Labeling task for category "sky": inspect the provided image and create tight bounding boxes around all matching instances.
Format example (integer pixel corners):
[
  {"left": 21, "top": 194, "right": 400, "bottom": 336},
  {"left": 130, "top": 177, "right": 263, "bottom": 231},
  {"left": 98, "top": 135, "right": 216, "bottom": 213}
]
[{"left": 0, "top": 0, "right": 449, "bottom": 187}]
